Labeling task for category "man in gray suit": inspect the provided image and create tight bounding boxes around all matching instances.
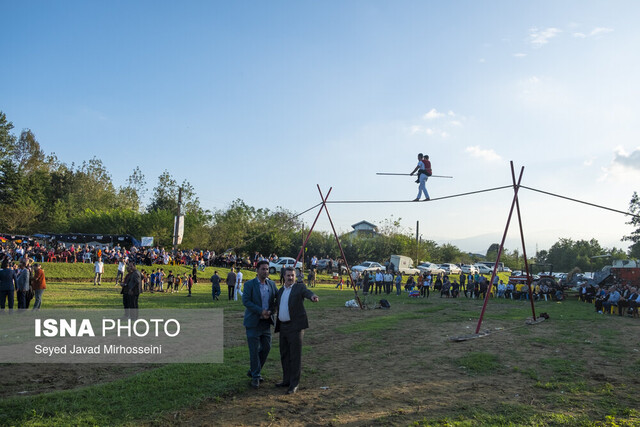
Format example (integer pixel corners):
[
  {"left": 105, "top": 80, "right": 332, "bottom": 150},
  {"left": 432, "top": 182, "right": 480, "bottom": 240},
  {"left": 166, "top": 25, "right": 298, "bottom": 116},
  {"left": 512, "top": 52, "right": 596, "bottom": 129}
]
[
  {"left": 242, "top": 260, "right": 278, "bottom": 388},
  {"left": 275, "top": 267, "right": 319, "bottom": 394}
]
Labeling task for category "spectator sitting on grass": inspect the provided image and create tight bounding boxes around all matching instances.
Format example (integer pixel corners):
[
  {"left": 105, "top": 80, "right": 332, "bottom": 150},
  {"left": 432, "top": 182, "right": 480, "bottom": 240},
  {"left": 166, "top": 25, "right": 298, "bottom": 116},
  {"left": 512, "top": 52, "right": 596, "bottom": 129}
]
[
  {"left": 405, "top": 275, "right": 415, "bottom": 291},
  {"left": 450, "top": 281, "right": 459, "bottom": 298},
  {"left": 440, "top": 279, "right": 450, "bottom": 298}
]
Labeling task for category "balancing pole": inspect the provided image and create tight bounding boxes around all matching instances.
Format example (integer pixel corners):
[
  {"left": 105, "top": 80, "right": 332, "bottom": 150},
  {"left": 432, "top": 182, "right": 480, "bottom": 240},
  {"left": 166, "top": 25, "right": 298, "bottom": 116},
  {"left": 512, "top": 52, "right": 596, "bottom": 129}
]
[
  {"left": 316, "top": 185, "right": 363, "bottom": 309},
  {"left": 376, "top": 172, "right": 453, "bottom": 178},
  {"left": 475, "top": 162, "right": 524, "bottom": 334}
]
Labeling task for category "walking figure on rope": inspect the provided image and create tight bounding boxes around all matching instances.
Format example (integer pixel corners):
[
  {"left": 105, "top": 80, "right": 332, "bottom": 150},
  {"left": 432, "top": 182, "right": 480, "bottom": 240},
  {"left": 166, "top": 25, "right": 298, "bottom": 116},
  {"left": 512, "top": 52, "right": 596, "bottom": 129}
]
[{"left": 410, "top": 153, "right": 431, "bottom": 201}]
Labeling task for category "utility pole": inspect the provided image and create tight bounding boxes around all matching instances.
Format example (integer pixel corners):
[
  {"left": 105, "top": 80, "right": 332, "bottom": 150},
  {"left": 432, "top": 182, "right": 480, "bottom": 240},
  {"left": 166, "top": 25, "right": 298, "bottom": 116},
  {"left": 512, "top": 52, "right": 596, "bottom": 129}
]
[
  {"left": 173, "top": 187, "right": 184, "bottom": 247},
  {"left": 416, "top": 220, "right": 419, "bottom": 266}
]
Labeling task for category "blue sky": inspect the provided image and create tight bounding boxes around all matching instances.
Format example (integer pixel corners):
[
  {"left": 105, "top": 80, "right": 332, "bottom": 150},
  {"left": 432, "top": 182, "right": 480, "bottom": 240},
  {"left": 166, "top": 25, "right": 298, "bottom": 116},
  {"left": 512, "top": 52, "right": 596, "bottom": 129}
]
[{"left": 2, "top": 1, "right": 640, "bottom": 255}]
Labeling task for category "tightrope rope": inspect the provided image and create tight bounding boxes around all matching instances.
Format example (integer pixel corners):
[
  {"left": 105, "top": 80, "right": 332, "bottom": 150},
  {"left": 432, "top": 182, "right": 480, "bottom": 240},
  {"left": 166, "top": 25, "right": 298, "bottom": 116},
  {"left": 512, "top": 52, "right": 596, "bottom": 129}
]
[
  {"left": 520, "top": 186, "right": 639, "bottom": 219},
  {"left": 324, "top": 185, "right": 513, "bottom": 204}
]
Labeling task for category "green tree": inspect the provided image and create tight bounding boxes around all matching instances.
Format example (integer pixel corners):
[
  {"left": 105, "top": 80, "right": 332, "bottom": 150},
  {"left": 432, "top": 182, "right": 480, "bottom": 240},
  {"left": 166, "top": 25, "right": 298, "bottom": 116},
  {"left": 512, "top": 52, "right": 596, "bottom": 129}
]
[
  {"left": 66, "top": 157, "right": 118, "bottom": 212},
  {"left": 117, "top": 166, "right": 147, "bottom": 211},
  {"left": 435, "top": 243, "right": 464, "bottom": 263},
  {"left": 622, "top": 191, "right": 640, "bottom": 258},
  {"left": 12, "top": 129, "right": 47, "bottom": 174},
  {"left": 485, "top": 243, "right": 500, "bottom": 260},
  {"left": 0, "top": 111, "right": 16, "bottom": 161},
  {"left": 148, "top": 170, "right": 201, "bottom": 215}
]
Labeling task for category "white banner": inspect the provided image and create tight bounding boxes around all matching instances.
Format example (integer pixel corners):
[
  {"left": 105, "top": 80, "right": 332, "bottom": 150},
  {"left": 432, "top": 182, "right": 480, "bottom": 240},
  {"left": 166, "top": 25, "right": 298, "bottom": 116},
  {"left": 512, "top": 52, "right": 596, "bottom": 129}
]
[{"left": 141, "top": 237, "right": 154, "bottom": 247}]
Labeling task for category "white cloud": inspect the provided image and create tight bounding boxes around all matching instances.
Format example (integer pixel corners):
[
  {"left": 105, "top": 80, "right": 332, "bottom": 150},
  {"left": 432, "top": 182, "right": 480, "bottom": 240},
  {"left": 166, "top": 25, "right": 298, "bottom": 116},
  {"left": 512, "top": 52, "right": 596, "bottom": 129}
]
[
  {"left": 410, "top": 125, "right": 434, "bottom": 135},
  {"left": 590, "top": 27, "right": 613, "bottom": 37},
  {"left": 528, "top": 27, "right": 562, "bottom": 48},
  {"left": 573, "top": 27, "right": 613, "bottom": 39},
  {"left": 423, "top": 108, "right": 444, "bottom": 120},
  {"left": 465, "top": 146, "right": 502, "bottom": 162},
  {"left": 513, "top": 52, "right": 527, "bottom": 58},
  {"left": 600, "top": 146, "right": 640, "bottom": 183},
  {"left": 613, "top": 146, "right": 640, "bottom": 170},
  {"left": 410, "top": 109, "right": 463, "bottom": 138},
  {"left": 584, "top": 159, "right": 593, "bottom": 166}
]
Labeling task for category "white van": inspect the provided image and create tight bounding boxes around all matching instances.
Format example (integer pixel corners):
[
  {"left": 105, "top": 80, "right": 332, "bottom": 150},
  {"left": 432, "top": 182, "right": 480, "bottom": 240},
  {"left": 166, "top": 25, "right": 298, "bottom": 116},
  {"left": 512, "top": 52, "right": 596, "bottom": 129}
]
[{"left": 389, "top": 255, "right": 420, "bottom": 275}]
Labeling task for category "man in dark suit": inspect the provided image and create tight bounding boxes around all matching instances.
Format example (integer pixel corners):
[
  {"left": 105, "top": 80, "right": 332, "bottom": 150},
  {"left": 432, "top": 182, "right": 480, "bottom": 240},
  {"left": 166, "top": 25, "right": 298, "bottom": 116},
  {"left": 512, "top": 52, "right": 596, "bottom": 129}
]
[
  {"left": 242, "top": 260, "right": 278, "bottom": 388},
  {"left": 226, "top": 267, "right": 237, "bottom": 301},
  {"left": 122, "top": 262, "right": 142, "bottom": 320},
  {"left": 275, "top": 267, "right": 319, "bottom": 394}
]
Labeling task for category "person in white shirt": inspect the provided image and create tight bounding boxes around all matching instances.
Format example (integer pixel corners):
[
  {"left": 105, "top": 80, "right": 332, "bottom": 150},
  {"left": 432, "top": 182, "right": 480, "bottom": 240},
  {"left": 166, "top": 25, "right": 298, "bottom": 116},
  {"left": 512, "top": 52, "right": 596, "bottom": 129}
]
[
  {"left": 410, "top": 153, "right": 431, "bottom": 201},
  {"left": 235, "top": 269, "right": 243, "bottom": 301},
  {"left": 375, "top": 270, "right": 384, "bottom": 295},
  {"left": 274, "top": 267, "right": 319, "bottom": 394},
  {"left": 351, "top": 270, "right": 360, "bottom": 289},
  {"left": 116, "top": 259, "right": 126, "bottom": 285},
  {"left": 94, "top": 258, "right": 104, "bottom": 286},
  {"left": 383, "top": 272, "right": 394, "bottom": 294}
]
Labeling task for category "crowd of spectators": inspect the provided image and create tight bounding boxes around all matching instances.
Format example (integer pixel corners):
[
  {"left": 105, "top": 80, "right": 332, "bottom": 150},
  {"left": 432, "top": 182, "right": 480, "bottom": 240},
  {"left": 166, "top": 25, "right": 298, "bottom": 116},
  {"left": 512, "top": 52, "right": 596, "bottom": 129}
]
[
  {"left": 0, "top": 241, "right": 286, "bottom": 271},
  {"left": 0, "top": 252, "right": 46, "bottom": 312},
  {"left": 578, "top": 282, "right": 639, "bottom": 317},
  {"left": 345, "top": 270, "right": 563, "bottom": 301}
]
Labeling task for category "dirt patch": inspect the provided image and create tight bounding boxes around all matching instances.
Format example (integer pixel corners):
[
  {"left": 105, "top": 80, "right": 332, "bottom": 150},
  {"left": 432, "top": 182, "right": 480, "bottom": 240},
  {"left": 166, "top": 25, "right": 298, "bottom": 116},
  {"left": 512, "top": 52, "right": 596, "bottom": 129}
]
[
  {"left": 155, "top": 301, "right": 640, "bottom": 426},
  {"left": 0, "top": 363, "right": 155, "bottom": 398},
  {"left": 3, "top": 297, "right": 639, "bottom": 425}
]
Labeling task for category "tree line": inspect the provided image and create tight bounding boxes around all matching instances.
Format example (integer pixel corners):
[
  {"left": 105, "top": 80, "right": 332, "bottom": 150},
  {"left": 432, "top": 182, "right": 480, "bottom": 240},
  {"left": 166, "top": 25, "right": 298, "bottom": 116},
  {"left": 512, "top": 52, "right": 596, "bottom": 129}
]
[{"left": 1, "top": 111, "right": 637, "bottom": 270}]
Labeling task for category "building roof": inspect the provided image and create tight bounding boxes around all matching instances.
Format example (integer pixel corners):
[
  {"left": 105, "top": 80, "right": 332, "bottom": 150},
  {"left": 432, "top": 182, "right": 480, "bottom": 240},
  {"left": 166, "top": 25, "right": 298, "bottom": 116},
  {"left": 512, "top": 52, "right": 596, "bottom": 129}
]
[{"left": 351, "top": 220, "right": 378, "bottom": 230}]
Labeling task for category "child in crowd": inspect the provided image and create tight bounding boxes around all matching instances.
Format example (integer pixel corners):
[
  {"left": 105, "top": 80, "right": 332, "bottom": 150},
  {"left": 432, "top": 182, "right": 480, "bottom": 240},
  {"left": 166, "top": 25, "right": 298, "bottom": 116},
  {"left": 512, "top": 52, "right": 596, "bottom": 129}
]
[
  {"left": 174, "top": 274, "right": 181, "bottom": 292},
  {"left": 167, "top": 271, "right": 175, "bottom": 293},
  {"left": 187, "top": 274, "right": 193, "bottom": 296}
]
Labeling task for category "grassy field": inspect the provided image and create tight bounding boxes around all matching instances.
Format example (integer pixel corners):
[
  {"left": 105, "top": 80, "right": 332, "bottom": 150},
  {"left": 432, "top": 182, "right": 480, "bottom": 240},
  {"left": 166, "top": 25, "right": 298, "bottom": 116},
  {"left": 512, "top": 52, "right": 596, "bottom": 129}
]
[{"left": 1, "top": 269, "right": 639, "bottom": 426}]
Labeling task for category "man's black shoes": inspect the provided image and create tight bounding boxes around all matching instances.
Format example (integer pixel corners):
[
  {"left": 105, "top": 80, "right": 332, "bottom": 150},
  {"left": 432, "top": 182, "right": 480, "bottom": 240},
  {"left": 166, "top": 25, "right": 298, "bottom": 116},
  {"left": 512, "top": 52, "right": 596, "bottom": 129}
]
[
  {"left": 250, "top": 378, "right": 260, "bottom": 389},
  {"left": 275, "top": 381, "right": 289, "bottom": 388},
  {"left": 286, "top": 385, "right": 298, "bottom": 394}
]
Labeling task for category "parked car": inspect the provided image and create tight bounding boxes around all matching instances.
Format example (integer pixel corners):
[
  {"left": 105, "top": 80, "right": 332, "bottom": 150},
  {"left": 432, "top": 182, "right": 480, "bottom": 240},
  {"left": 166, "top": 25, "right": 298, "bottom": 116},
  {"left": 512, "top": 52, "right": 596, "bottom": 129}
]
[
  {"left": 317, "top": 258, "right": 348, "bottom": 274},
  {"left": 417, "top": 262, "right": 444, "bottom": 275},
  {"left": 352, "top": 261, "right": 386, "bottom": 273},
  {"left": 439, "top": 263, "right": 462, "bottom": 275},
  {"left": 268, "top": 257, "right": 302, "bottom": 274},
  {"left": 502, "top": 266, "right": 512, "bottom": 273},
  {"left": 317, "top": 258, "right": 334, "bottom": 272},
  {"left": 461, "top": 264, "right": 478, "bottom": 274},
  {"left": 511, "top": 271, "right": 540, "bottom": 280},
  {"left": 473, "top": 264, "right": 493, "bottom": 275}
]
